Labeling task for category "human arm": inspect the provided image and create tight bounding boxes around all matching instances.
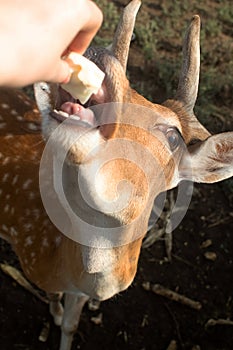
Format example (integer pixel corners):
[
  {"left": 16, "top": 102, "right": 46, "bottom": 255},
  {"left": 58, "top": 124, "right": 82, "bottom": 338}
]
[{"left": 0, "top": 0, "right": 102, "bottom": 87}]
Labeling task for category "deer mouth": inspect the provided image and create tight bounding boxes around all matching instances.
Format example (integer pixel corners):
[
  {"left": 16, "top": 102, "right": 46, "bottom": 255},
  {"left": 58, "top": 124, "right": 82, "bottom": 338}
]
[
  {"left": 50, "top": 48, "right": 116, "bottom": 129},
  {"left": 50, "top": 48, "right": 127, "bottom": 130},
  {"left": 51, "top": 82, "right": 107, "bottom": 128}
]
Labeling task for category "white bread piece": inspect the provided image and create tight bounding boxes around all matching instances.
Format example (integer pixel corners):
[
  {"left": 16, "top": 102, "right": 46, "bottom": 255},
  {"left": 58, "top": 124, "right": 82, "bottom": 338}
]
[{"left": 61, "top": 52, "right": 105, "bottom": 104}]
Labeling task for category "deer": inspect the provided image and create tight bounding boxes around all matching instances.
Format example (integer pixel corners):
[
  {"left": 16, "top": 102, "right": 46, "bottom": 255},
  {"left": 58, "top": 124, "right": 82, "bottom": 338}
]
[{"left": 0, "top": 1, "right": 232, "bottom": 349}]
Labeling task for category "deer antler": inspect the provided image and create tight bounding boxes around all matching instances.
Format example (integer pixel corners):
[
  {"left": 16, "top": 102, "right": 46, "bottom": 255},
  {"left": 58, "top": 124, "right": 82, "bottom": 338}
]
[
  {"left": 111, "top": 0, "right": 141, "bottom": 72},
  {"left": 175, "top": 15, "right": 201, "bottom": 114},
  {"left": 164, "top": 15, "right": 210, "bottom": 142}
]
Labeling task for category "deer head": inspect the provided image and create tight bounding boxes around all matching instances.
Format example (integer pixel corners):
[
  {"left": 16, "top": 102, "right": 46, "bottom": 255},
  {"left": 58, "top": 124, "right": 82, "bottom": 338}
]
[{"left": 31, "top": 0, "right": 232, "bottom": 301}]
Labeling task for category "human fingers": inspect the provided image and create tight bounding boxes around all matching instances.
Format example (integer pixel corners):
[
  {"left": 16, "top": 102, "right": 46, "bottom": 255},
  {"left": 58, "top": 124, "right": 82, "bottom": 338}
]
[
  {"left": 67, "top": 0, "right": 103, "bottom": 54},
  {"left": 44, "top": 59, "right": 72, "bottom": 84}
]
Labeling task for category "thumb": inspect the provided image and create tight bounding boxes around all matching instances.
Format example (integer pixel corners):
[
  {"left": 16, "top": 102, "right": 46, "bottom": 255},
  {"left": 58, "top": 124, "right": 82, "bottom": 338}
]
[{"left": 48, "top": 59, "right": 71, "bottom": 84}]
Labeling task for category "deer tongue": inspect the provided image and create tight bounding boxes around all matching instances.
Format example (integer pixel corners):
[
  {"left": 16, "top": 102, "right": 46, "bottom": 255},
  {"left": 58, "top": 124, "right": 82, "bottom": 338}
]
[{"left": 60, "top": 102, "right": 95, "bottom": 127}]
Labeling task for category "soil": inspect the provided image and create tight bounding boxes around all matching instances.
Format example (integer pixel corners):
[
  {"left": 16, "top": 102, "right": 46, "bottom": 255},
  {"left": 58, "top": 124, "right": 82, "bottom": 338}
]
[
  {"left": 0, "top": 1, "right": 233, "bottom": 350},
  {"left": 1, "top": 183, "right": 233, "bottom": 350}
]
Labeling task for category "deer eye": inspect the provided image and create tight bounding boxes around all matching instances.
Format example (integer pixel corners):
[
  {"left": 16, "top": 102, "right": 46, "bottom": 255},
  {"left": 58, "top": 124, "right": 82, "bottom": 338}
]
[{"left": 166, "top": 128, "right": 181, "bottom": 151}]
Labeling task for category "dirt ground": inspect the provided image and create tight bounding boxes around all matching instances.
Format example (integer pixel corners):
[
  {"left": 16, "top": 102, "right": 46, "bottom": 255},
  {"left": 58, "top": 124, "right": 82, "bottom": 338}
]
[
  {"left": 0, "top": 1, "right": 233, "bottom": 350},
  {"left": 0, "top": 185, "right": 233, "bottom": 350}
]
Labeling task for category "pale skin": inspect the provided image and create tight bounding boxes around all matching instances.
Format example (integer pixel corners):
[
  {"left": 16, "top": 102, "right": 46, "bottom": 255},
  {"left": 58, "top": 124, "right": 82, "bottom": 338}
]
[{"left": 0, "top": 0, "right": 103, "bottom": 87}]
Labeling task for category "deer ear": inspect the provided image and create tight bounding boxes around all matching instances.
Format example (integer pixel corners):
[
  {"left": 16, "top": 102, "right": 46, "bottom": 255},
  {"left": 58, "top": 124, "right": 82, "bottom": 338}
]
[{"left": 180, "top": 132, "right": 233, "bottom": 183}]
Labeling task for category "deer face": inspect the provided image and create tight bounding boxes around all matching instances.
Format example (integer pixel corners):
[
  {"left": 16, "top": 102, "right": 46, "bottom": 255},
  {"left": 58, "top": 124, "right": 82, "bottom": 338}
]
[{"left": 34, "top": 3, "right": 233, "bottom": 300}]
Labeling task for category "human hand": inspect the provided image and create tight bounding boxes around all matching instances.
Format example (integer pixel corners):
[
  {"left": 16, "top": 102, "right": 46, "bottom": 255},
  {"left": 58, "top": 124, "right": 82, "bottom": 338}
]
[{"left": 0, "top": 0, "right": 102, "bottom": 87}]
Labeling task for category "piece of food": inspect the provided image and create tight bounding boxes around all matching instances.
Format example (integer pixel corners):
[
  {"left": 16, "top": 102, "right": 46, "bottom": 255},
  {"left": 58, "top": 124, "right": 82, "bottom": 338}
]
[{"left": 61, "top": 52, "right": 105, "bottom": 104}]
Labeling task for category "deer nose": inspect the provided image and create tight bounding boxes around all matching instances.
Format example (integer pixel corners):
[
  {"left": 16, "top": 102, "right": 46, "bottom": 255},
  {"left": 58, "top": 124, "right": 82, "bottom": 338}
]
[{"left": 81, "top": 246, "right": 114, "bottom": 274}]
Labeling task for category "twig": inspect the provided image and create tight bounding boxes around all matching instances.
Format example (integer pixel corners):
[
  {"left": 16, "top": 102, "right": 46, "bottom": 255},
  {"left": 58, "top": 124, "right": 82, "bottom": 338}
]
[
  {"left": 164, "top": 303, "right": 184, "bottom": 348},
  {"left": 142, "top": 227, "right": 164, "bottom": 248},
  {"left": 205, "top": 318, "right": 233, "bottom": 328},
  {"left": 166, "top": 339, "right": 177, "bottom": 350},
  {"left": 172, "top": 254, "right": 201, "bottom": 271},
  {"left": 142, "top": 282, "right": 202, "bottom": 310},
  {"left": 164, "top": 191, "right": 175, "bottom": 261},
  {"left": 143, "top": 191, "right": 174, "bottom": 258},
  {"left": 165, "top": 230, "right": 172, "bottom": 261},
  {"left": 208, "top": 217, "right": 231, "bottom": 228},
  {"left": 0, "top": 263, "right": 49, "bottom": 304},
  {"left": 91, "top": 313, "right": 103, "bottom": 326},
  {"left": 39, "top": 322, "right": 50, "bottom": 342}
]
